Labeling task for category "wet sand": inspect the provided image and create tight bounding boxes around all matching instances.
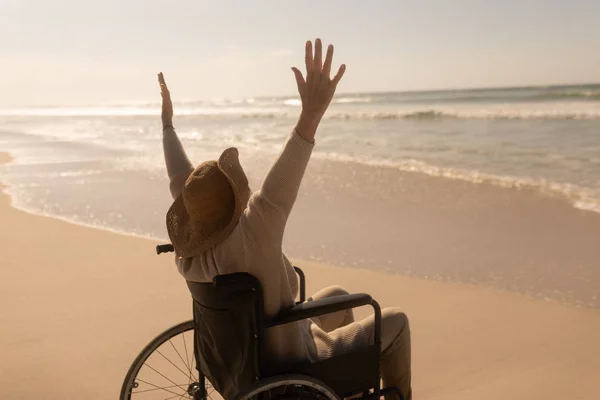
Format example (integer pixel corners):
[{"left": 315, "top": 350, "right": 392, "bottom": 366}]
[{"left": 282, "top": 157, "right": 600, "bottom": 308}]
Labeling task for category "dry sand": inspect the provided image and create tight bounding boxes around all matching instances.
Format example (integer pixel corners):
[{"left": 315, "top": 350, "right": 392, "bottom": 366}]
[{"left": 1, "top": 152, "right": 600, "bottom": 399}]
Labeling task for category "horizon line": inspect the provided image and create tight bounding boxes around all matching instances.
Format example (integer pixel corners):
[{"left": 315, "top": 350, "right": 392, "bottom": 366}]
[{"left": 3, "top": 81, "right": 599, "bottom": 109}]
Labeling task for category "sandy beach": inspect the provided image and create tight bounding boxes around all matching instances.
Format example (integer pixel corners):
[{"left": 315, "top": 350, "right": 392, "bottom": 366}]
[
  {"left": 2, "top": 2, "right": 599, "bottom": 398},
  {"left": 1, "top": 150, "right": 600, "bottom": 400}
]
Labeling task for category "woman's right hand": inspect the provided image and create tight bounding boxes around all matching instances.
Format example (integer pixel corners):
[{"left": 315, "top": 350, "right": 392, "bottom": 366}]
[{"left": 158, "top": 72, "right": 174, "bottom": 129}]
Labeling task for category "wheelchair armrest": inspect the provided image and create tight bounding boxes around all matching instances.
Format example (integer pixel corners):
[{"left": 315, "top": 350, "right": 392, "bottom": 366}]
[
  {"left": 267, "top": 293, "right": 382, "bottom": 345},
  {"left": 293, "top": 266, "right": 306, "bottom": 303}
]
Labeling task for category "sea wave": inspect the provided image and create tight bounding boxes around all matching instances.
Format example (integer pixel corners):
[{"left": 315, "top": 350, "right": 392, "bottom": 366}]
[
  {"left": 545, "top": 89, "right": 600, "bottom": 101},
  {"left": 334, "top": 96, "right": 374, "bottom": 104},
  {"left": 313, "top": 151, "right": 600, "bottom": 214},
  {"left": 4, "top": 107, "right": 600, "bottom": 120},
  {"left": 393, "top": 89, "right": 600, "bottom": 104},
  {"left": 327, "top": 109, "right": 600, "bottom": 120}
]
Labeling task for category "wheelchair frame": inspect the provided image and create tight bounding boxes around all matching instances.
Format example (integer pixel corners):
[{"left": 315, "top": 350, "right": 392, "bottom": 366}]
[{"left": 120, "top": 244, "right": 404, "bottom": 400}]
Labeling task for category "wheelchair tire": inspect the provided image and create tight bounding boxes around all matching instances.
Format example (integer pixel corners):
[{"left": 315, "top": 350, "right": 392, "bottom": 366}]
[
  {"left": 120, "top": 320, "right": 217, "bottom": 400},
  {"left": 233, "top": 374, "right": 339, "bottom": 400}
]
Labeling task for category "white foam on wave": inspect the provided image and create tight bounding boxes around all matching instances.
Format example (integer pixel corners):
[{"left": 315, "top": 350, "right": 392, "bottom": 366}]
[
  {"left": 3, "top": 100, "right": 599, "bottom": 120},
  {"left": 283, "top": 99, "right": 301, "bottom": 106},
  {"left": 334, "top": 97, "right": 374, "bottom": 104},
  {"left": 0, "top": 107, "right": 158, "bottom": 117},
  {"left": 0, "top": 156, "right": 162, "bottom": 241},
  {"left": 313, "top": 151, "right": 600, "bottom": 214},
  {"left": 3, "top": 187, "right": 166, "bottom": 242},
  {"left": 42, "top": 169, "right": 105, "bottom": 178},
  {"left": 7, "top": 127, "right": 103, "bottom": 141},
  {"left": 0, "top": 106, "right": 286, "bottom": 118},
  {"left": 326, "top": 105, "right": 600, "bottom": 120}
]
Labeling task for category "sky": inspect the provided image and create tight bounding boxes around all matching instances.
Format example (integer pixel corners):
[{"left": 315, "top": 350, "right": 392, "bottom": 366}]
[{"left": 1, "top": 0, "right": 599, "bottom": 106}]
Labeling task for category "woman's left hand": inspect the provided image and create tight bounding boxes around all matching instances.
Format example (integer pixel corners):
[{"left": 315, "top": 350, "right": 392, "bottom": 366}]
[
  {"left": 158, "top": 72, "right": 173, "bottom": 128},
  {"left": 291, "top": 39, "right": 346, "bottom": 142}
]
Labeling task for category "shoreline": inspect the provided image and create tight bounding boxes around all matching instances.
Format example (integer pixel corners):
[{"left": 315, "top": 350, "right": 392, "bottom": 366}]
[
  {"left": 309, "top": 150, "right": 600, "bottom": 215},
  {"left": 0, "top": 186, "right": 589, "bottom": 310},
  {"left": 0, "top": 165, "right": 594, "bottom": 314},
  {"left": 2, "top": 137, "right": 599, "bottom": 217},
  {"left": 2, "top": 150, "right": 600, "bottom": 310},
  {"left": 1, "top": 178, "right": 597, "bottom": 311}
]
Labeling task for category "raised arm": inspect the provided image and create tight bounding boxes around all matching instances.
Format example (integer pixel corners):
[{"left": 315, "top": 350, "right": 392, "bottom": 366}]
[
  {"left": 242, "top": 39, "right": 346, "bottom": 247},
  {"left": 158, "top": 73, "right": 194, "bottom": 199}
]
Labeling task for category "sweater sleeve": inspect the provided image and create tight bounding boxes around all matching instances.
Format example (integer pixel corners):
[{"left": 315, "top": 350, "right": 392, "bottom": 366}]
[
  {"left": 162, "top": 126, "right": 194, "bottom": 199},
  {"left": 242, "top": 129, "right": 314, "bottom": 249}
]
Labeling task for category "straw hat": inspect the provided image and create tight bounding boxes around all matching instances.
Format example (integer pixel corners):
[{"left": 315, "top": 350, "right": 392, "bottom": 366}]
[{"left": 166, "top": 148, "right": 250, "bottom": 258}]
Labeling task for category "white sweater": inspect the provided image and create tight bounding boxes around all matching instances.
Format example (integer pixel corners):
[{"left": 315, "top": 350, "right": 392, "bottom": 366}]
[{"left": 163, "top": 127, "right": 368, "bottom": 365}]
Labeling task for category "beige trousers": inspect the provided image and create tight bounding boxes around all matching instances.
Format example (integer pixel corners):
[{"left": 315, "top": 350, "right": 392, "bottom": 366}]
[{"left": 309, "top": 286, "right": 412, "bottom": 400}]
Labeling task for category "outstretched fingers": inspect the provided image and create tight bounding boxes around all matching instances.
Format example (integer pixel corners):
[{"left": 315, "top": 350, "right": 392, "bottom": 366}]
[
  {"left": 323, "top": 44, "right": 334, "bottom": 79},
  {"left": 305, "top": 40, "right": 314, "bottom": 73},
  {"left": 314, "top": 38, "right": 323, "bottom": 73},
  {"left": 291, "top": 67, "right": 306, "bottom": 97},
  {"left": 332, "top": 64, "right": 346, "bottom": 86},
  {"left": 158, "top": 72, "right": 170, "bottom": 96},
  {"left": 293, "top": 39, "right": 345, "bottom": 121}
]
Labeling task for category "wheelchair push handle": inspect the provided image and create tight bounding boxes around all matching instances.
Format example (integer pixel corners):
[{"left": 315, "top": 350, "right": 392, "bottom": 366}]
[{"left": 156, "top": 244, "right": 175, "bottom": 254}]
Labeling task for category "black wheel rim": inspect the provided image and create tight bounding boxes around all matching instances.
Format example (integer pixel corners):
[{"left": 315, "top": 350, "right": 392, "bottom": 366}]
[{"left": 121, "top": 321, "right": 219, "bottom": 400}]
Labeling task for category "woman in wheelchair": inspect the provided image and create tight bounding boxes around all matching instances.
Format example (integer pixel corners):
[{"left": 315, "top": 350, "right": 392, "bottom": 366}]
[{"left": 158, "top": 39, "right": 411, "bottom": 400}]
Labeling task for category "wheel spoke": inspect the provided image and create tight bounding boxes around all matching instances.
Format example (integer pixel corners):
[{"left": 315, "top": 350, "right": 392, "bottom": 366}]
[
  {"left": 181, "top": 331, "right": 192, "bottom": 381},
  {"left": 122, "top": 322, "right": 199, "bottom": 399},
  {"left": 132, "top": 383, "right": 190, "bottom": 394},
  {"left": 163, "top": 393, "right": 189, "bottom": 400},
  {"left": 168, "top": 338, "right": 194, "bottom": 379},
  {"left": 157, "top": 348, "right": 194, "bottom": 382},
  {"left": 143, "top": 363, "right": 188, "bottom": 394},
  {"left": 132, "top": 377, "right": 187, "bottom": 397},
  {"left": 187, "top": 332, "right": 196, "bottom": 378}
]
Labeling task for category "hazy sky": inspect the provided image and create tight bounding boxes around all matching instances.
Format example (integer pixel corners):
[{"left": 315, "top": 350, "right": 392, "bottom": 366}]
[{"left": 1, "top": 0, "right": 599, "bottom": 106}]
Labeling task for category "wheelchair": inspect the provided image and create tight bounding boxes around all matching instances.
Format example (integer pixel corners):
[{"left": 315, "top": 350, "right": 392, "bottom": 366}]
[{"left": 120, "top": 244, "right": 404, "bottom": 400}]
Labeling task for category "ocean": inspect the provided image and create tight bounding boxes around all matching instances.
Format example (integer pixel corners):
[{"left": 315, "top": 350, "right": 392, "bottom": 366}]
[{"left": 1, "top": 83, "right": 599, "bottom": 307}]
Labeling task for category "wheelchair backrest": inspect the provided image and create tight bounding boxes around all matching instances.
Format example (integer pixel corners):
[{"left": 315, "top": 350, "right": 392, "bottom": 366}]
[{"left": 186, "top": 273, "right": 265, "bottom": 399}]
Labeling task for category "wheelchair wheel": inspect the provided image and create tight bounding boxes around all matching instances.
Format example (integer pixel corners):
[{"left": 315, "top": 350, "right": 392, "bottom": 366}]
[
  {"left": 120, "top": 320, "right": 218, "bottom": 400},
  {"left": 234, "top": 375, "right": 339, "bottom": 400}
]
